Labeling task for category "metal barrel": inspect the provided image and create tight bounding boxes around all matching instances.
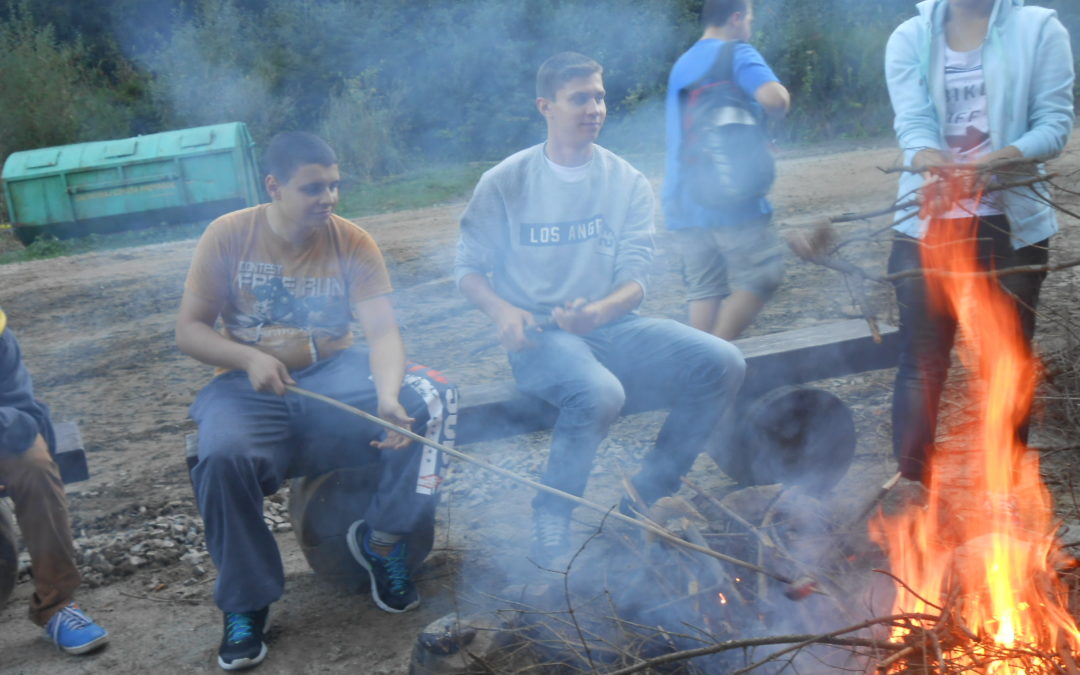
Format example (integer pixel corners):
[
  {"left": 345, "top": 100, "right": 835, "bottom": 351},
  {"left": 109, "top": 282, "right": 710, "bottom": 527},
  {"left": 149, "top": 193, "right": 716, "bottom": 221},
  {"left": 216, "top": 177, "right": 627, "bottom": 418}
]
[
  {"left": 287, "top": 466, "right": 435, "bottom": 592},
  {"left": 709, "top": 385, "right": 856, "bottom": 495}
]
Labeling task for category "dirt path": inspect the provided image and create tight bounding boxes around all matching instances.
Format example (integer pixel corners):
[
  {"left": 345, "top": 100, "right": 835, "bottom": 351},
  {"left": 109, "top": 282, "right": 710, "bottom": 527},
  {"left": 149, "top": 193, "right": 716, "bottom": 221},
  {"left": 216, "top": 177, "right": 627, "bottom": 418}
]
[{"left": 1, "top": 138, "right": 1078, "bottom": 674}]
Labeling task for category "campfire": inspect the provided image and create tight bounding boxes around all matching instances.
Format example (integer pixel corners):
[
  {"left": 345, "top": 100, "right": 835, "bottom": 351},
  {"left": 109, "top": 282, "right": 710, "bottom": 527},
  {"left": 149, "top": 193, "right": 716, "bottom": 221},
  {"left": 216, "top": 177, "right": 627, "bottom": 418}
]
[
  {"left": 413, "top": 479, "right": 897, "bottom": 674},
  {"left": 868, "top": 173, "right": 1080, "bottom": 673},
  {"left": 410, "top": 169, "right": 1080, "bottom": 675}
]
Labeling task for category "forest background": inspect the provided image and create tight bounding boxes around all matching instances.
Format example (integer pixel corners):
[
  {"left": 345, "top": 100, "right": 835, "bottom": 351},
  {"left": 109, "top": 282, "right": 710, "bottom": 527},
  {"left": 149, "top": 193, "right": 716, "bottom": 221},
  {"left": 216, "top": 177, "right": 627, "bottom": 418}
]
[{"left": 2, "top": 0, "right": 1079, "bottom": 214}]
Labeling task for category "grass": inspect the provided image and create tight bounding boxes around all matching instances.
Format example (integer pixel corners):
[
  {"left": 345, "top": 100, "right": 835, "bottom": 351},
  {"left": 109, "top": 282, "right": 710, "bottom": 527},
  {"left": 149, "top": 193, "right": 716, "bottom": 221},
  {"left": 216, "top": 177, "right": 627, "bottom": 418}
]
[
  {"left": 338, "top": 161, "right": 494, "bottom": 217},
  {"left": 0, "top": 221, "right": 209, "bottom": 263},
  {"left": 0, "top": 161, "right": 495, "bottom": 264}
]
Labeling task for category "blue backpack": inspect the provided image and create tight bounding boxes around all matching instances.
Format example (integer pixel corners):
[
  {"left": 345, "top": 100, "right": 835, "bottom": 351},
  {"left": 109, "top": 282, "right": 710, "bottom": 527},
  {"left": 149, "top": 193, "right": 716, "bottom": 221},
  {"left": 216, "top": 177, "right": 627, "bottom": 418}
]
[{"left": 679, "top": 41, "right": 775, "bottom": 209}]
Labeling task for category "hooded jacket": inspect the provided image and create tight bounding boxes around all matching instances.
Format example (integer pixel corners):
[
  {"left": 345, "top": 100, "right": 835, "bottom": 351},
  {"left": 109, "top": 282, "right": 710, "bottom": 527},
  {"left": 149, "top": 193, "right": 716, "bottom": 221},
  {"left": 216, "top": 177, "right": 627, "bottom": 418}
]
[
  {"left": 0, "top": 309, "right": 56, "bottom": 456},
  {"left": 885, "top": 0, "right": 1074, "bottom": 247}
]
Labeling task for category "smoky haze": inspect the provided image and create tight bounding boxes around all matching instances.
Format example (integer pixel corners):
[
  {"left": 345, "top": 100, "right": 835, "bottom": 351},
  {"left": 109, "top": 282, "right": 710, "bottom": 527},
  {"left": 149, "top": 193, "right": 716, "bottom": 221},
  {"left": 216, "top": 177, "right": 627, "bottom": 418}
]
[
  {"left": 0, "top": 0, "right": 1015, "bottom": 670},
  {"left": 5, "top": 0, "right": 1080, "bottom": 181},
  {"left": 109, "top": 0, "right": 693, "bottom": 179}
]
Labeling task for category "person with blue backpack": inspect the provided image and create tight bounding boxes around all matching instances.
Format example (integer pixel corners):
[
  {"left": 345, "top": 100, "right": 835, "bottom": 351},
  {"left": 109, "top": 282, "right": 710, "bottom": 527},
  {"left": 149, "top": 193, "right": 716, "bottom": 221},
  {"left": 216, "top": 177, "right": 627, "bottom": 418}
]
[{"left": 664, "top": 0, "right": 791, "bottom": 340}]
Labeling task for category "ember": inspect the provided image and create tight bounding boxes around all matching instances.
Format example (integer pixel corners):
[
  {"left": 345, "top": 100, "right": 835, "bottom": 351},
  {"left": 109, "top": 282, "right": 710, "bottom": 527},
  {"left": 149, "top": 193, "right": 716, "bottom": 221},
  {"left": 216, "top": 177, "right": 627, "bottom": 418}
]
[{"left": 869, "top": 171, "right": 1080, "bottom": 673}]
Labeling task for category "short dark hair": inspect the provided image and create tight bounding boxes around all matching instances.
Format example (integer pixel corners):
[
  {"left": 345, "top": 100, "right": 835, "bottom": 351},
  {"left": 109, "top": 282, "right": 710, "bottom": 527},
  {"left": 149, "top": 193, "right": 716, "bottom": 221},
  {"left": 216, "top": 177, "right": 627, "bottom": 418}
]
[
  {"left": 702, "top": 0, "right": 748, "bottom": 28},
  {"left": 262, "top": 131, "right": 337, "bottom": 182},
  {"left": 536, "top": 52, "right": 603, "bottom": 101}
]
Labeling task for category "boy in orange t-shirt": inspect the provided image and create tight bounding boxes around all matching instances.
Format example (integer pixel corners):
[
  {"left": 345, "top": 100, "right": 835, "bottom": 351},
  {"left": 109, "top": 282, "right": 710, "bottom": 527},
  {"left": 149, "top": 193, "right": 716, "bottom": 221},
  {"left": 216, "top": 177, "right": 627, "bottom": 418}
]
[{"left": 176, "top": 132, "right": 455, "bottom": 671}]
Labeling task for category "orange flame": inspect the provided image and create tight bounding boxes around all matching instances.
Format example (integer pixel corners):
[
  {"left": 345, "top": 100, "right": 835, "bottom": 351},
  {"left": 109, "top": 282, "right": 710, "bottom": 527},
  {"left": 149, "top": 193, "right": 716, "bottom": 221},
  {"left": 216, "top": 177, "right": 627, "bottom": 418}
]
[{"left": 869, "top": 175, "right": 1080, "bottom": 671}]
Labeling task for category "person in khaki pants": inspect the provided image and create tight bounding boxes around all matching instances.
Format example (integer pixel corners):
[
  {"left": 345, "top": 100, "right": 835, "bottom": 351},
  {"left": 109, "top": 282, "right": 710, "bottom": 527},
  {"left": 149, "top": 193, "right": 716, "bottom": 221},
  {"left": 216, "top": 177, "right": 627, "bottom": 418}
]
[{"left": 0, "top": 307, "right": 107, "bottom": 654}]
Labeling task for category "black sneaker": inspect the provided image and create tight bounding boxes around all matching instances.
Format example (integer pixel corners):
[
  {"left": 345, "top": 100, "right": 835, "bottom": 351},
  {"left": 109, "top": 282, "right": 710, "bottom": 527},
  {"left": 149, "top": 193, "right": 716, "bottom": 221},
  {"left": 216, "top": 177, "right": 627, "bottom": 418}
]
[
  {"left": 346, "top": 520, "right": 420, "bottom": 613},
  {"left": 217, "top": 607, "right": 268, "bottom": 671},
  {"left": 531, "top": 510, "right": 570, "bottom": 566}
]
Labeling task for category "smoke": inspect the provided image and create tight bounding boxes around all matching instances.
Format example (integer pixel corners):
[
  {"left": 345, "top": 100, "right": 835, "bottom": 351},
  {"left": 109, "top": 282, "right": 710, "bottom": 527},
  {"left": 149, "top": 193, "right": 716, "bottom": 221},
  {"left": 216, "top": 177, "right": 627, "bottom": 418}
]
[
  {"left": 107, "top": 0, "right": 692, "bottom": 175},
  {"left": 56, "top": 0, "right": 909, "bottom": 667}
]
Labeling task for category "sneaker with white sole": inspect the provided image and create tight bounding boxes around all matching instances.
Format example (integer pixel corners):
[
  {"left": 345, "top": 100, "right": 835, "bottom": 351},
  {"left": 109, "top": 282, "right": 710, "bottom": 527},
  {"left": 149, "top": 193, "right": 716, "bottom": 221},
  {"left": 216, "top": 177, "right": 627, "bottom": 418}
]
[
  {"left": 346, "top": 520, "right": 420, "bottom": 613},
  {"left": 531, "top": 509, "right": 571, "bottom": 566},
  {"left": 44, "top": 602, "right": 109, "bottom": 655},
  {"left": 217, "top": 607, "right": 268, "bottom": 671}
]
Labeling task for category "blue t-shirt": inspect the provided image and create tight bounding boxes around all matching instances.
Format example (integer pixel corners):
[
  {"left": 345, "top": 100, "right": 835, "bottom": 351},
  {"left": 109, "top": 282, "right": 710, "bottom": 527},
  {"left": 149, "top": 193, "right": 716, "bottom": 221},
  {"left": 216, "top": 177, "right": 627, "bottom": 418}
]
[{"left": 663, "top": 39, "right": 780, "bottom": 230}]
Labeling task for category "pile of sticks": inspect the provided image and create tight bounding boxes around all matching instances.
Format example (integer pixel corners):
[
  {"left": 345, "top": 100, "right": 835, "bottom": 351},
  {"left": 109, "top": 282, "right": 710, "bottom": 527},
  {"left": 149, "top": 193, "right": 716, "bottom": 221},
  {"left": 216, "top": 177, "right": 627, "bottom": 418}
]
[
  {"left": 460, "top": 475, "right": 1080, "bottom": 674},
  {"left": 485, "top": 481, "right": 887, "bottom": 673},
  {"left": 867, "top": 610, "right": 1080, "bottom": 675}
]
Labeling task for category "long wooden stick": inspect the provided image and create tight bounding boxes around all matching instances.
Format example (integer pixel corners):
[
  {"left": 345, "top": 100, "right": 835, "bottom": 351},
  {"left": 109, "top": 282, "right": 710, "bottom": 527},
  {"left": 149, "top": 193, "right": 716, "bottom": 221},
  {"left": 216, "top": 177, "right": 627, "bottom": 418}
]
[
  {"left": 852, "top": 471, "right": 903, "bottom": 525},
  {"left": 284, "top": 384, "right": 794, "bottom": 584}
]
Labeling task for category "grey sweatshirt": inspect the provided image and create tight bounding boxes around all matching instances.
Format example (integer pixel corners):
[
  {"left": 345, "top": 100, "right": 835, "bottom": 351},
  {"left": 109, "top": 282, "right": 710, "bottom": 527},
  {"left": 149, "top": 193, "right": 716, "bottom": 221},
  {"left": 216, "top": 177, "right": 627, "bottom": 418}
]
[{"left": 455, "top": 144, "right": 655, "bottom": 315}]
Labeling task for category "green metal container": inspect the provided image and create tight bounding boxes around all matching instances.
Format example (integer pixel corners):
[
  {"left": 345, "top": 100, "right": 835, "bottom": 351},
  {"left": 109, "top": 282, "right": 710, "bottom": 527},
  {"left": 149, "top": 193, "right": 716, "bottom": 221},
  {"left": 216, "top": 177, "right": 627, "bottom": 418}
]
[{"left": 1, "top": 122, "right": 261, "bottom": 243}]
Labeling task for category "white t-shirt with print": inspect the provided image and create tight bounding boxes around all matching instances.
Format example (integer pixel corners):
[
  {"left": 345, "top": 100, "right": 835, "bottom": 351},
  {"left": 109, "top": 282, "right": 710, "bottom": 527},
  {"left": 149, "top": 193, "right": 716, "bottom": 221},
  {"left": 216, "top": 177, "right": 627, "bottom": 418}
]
[{"left": 942, "top": 44, "right": 1002, "bottom": 217}]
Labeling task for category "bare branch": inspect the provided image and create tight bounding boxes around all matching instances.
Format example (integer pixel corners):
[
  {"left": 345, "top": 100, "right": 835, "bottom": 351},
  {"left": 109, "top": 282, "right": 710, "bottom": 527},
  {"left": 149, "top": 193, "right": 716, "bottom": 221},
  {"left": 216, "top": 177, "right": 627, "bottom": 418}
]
[{"left": 603, "top": 615, "right": 911, "bottom": 675}]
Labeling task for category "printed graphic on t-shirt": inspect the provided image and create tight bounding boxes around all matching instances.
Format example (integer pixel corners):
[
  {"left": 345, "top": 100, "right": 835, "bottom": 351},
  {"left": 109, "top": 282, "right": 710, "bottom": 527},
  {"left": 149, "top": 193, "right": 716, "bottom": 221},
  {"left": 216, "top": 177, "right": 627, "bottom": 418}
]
[
  {"left": 942, "top": 45, "right": 1000, "bottom": 217},
  {"left": 231, "top": 261, "right": 351, "bottom": 343},
  {"left": 943, "top": 48, "right": 991, "bottom": 161},
  {"left": 518, "top": 215, "right": 615, "bottom": 253}
]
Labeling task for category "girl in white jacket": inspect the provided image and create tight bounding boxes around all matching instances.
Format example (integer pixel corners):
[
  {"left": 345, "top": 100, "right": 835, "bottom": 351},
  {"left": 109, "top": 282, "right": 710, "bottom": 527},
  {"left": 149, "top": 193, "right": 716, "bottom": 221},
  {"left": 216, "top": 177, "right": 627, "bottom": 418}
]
[{"left": 884, "top": 0, "right": 1074, "bottom": 484}]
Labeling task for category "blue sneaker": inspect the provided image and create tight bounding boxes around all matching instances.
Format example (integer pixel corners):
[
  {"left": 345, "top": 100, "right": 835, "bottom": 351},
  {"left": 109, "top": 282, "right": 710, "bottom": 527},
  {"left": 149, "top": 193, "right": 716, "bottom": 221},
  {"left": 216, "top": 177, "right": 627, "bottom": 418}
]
[
  {"left": 218, "top": 607, "right": 268, "bottom": 671},
  {"left": 346, "top": 520, "right": 419, "bottom": 613},
  {"left": 44, "top": 602, "right": 109, "bottom": 655}
]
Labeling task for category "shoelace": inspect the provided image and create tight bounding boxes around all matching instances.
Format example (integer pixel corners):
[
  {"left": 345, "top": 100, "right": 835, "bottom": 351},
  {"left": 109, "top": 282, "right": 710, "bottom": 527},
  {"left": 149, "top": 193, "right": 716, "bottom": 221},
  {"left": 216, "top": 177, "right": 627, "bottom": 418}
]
[
  {"left": 48, "top": 604, "right": 93, "bottom": 645},
  {"left": 381, "top": 548, "right": 411, "bottom": 596},
  {"left": 534, "top": 515, "right": 567, "bottom": 548},
  {"left": 224, "top": 613, "right": 256, "bottom": 644}
]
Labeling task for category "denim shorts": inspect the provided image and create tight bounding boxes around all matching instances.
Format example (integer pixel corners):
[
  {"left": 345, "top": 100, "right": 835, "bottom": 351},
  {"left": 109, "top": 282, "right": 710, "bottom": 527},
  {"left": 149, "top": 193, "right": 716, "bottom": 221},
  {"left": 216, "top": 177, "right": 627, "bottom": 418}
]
[{"left": 672, "top": 219, "right": 785, "bottom": 301}]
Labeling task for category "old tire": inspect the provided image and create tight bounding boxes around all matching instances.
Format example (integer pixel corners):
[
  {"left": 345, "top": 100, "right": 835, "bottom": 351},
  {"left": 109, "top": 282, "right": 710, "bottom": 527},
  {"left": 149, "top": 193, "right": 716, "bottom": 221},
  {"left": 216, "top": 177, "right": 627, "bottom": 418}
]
[
  {"left": 0, "top": 499, "right": 16, "bottom": 609},
  {"left": 288, "top": 467, "right": 435, "bottom": 593},
  {"left": 712, "top": 385, "right": 855, "bottom": 495}
]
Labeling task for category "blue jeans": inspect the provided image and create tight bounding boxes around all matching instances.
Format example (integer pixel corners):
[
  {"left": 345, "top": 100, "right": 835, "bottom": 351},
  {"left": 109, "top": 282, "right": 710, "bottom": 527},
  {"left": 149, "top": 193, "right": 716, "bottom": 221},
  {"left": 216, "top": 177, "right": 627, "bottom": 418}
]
[
  {"left": 888, "top": 219, "right": 1047, "bottom": 482},
  {"left": 508, "top": 315, "right": 745, "bottom": 516},
  {"left": 190, "top": 347, "right": 456, "bottom": 612}
]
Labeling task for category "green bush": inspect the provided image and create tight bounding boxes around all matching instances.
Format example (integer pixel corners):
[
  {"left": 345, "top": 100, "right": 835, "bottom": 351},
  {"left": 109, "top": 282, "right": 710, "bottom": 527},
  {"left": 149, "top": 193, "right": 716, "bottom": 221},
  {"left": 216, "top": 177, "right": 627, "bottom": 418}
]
[
  {"left": 750, "top": 0, "right": 913, "bottom": 142},
  {"left": 318, "top": 74, "right": 405, "bottom": 183},
  {"left": 2, "top": 0, "right": 1079, "bottom": 206},
  {"left": 0, "top": 2, "right": 133, "bottom": 169},
  {"left": 141, "top": 0, "right": 295, "bottom": 144}
]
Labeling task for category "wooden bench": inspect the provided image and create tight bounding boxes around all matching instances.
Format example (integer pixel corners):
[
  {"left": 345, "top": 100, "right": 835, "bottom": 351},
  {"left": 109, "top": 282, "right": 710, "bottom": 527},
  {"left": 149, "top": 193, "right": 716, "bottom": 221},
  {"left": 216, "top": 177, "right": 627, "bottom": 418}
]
[
  {"left": 455, "top": 319, "right": 898, "bottom": 444},
  {"left": 0, "top": 421, "right": 89, "bottom": 498}
]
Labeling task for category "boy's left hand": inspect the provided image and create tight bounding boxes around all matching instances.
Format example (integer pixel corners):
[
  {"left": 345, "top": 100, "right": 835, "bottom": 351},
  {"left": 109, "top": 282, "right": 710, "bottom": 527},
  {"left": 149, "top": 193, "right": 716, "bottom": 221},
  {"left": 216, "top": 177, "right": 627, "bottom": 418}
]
[
  {"left": 553, "top": 297, "right": 602, "bottom": 335},
  {"left": 372, "top": 399, "right": 415, "bottom": 450}
]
